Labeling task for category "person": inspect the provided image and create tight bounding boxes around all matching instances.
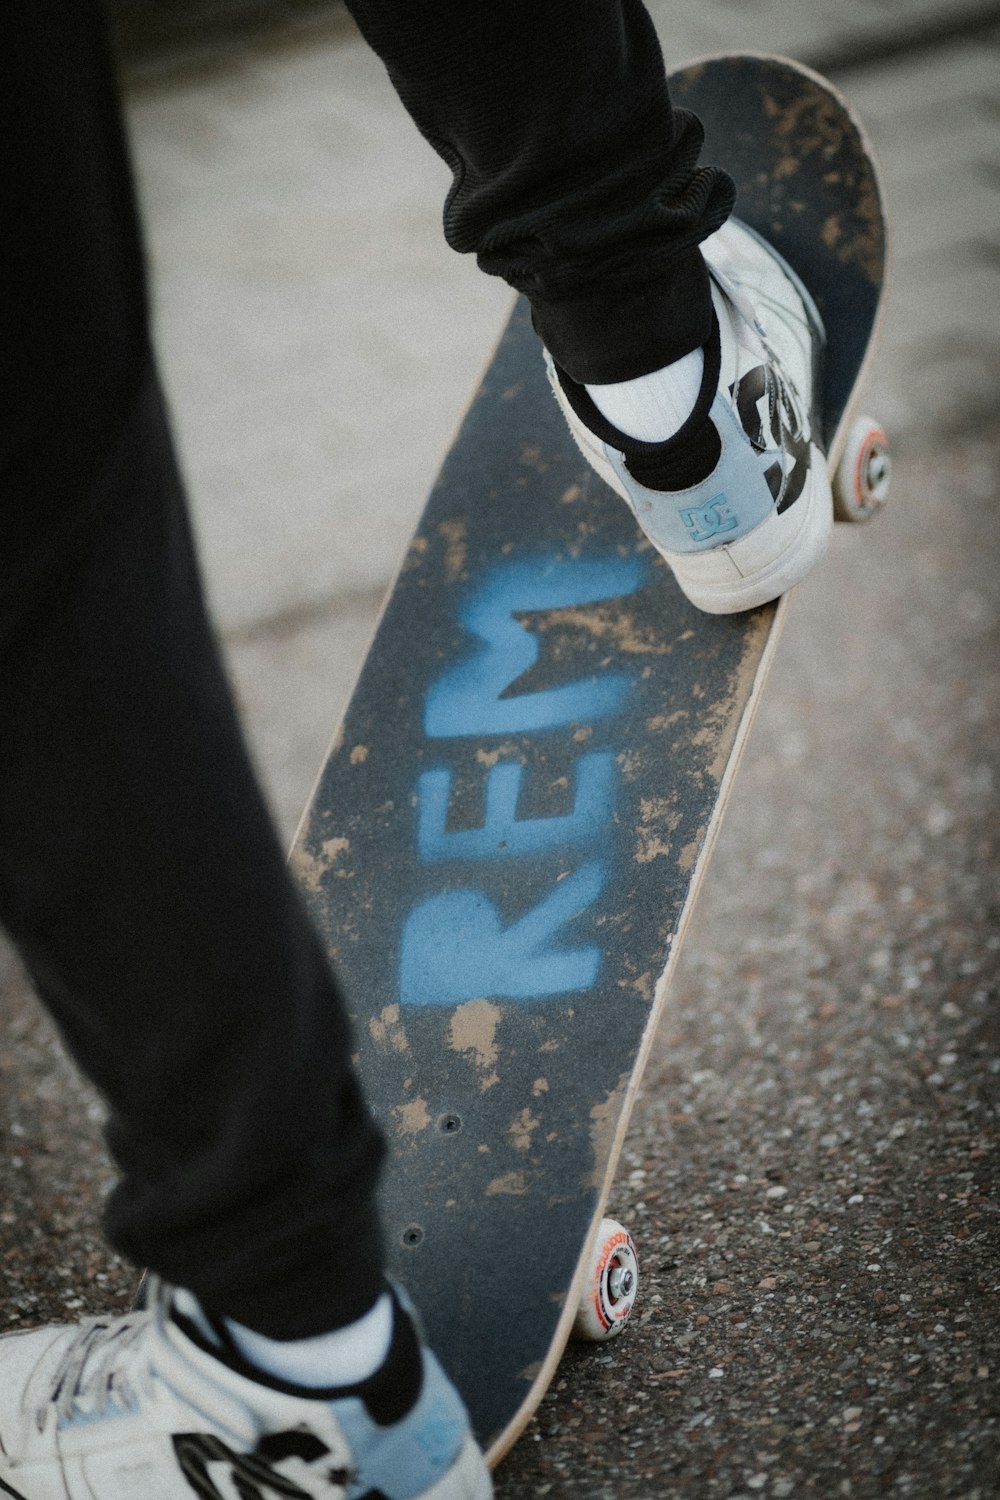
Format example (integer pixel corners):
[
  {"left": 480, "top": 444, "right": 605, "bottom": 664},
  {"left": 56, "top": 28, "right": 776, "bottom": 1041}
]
[{"left": 0, "top": 1, "right": 827, "bottom": 1496}]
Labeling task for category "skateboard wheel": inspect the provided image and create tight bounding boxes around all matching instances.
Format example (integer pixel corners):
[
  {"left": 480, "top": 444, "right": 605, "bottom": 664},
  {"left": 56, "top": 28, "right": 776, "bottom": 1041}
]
[
  {"left": 833, "top": 415, "right": 890, "bottom": 522},
  {"left": 572, "top": 1217, "right": 639, "bottom": 1342}
]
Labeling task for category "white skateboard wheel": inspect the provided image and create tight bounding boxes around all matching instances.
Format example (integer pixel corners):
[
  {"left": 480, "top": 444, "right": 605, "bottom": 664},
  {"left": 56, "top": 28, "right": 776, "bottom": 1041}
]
[
  {"left": 572, "top": 1217, "right": 639, "bottom": 1342},
  {"left": 833, "top": 415, "right": 890, "bottom": 522}
]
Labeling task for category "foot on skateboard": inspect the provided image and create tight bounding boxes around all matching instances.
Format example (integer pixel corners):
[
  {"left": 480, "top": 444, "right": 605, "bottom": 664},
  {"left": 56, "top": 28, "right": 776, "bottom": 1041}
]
[{"left": 548, "top": 215, "right": 833, "bottom": 615}]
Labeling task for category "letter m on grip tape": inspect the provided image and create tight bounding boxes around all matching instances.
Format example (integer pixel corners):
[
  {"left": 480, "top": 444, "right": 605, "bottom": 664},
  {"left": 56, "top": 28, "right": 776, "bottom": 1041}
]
[{"left": 424, "top": 555, "right": 644, "bottom": 737}]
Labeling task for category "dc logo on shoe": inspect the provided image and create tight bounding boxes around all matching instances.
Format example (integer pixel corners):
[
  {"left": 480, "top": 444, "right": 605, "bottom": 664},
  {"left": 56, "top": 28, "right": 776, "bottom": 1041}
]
[{"left": 679, "top": 495, "right": 739, "bottom": 543}]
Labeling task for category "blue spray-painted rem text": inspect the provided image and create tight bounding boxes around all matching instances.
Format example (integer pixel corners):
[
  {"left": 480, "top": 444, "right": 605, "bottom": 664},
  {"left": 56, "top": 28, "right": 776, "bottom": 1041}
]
[{"left": 400, "top": 555, "right": 646, "bottom": 1007}]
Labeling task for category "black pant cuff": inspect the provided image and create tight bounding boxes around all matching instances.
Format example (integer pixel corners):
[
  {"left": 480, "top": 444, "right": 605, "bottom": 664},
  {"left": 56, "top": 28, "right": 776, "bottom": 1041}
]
[
  {"left": 530, "top": 247, "right": 715, "bottom": 385},
  {"left": 174, "top": 1195, "right": 388, "bottom": 1341}
]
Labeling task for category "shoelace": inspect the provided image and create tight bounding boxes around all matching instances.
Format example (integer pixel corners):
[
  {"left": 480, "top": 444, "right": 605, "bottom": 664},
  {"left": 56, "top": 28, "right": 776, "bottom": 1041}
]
[{"left": 39, "top": 1312, "right": 151, "bottom": 1431}]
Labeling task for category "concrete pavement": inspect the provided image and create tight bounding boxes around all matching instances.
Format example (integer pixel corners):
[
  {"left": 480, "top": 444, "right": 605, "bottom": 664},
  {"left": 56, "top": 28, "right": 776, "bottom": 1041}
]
[{"left": 1, "top": 3, "right": 997, "bottom": 1494}]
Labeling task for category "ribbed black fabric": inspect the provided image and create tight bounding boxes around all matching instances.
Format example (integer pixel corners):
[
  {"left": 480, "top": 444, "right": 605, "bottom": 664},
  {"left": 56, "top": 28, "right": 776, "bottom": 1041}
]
[
  {"left": 1, "top": 0, "right": 731, "bottom": 1338},
  {"left": 345, "top": 0, "right": 734, "bottom": 381},
  {"left": 0, "top": 1, "right": 385, "bottom": 1339}
]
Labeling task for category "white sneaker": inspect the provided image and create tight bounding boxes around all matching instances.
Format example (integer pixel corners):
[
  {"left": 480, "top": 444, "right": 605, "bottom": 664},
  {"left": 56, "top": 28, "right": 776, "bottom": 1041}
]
[
  {"left": 0, "top": 1277, "right": 492, "bottom": 1500},
  {"left": 547, "top": 218, "right": 832, "bottom": 614}
]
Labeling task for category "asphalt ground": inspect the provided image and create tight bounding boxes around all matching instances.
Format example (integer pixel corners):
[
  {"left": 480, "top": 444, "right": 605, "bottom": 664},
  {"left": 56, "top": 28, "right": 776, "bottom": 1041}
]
[
  {"left": 1, "top": 3, "right": 998, "bottom": 1495},
  {"left": 2, "top": 428, "right": 996, "bottom": 1498}
]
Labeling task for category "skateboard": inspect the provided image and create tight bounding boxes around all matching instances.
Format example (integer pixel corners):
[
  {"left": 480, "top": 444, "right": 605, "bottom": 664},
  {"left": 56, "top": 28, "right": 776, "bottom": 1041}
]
[{"left": 290, "top": 53, "right": 888, "bottom": 1467}]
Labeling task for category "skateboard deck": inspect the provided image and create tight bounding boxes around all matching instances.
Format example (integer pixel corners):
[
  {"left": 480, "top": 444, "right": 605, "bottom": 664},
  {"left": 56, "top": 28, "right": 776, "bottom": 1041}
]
[{"left": 291, "top": 53, "right": 886, "bottom": 1466}]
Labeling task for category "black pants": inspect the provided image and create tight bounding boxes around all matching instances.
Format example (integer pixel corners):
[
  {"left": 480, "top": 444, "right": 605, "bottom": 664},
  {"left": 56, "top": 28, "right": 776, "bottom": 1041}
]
[{"left": 0, "top": 0, "right": 731, "bottom": 1337}]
